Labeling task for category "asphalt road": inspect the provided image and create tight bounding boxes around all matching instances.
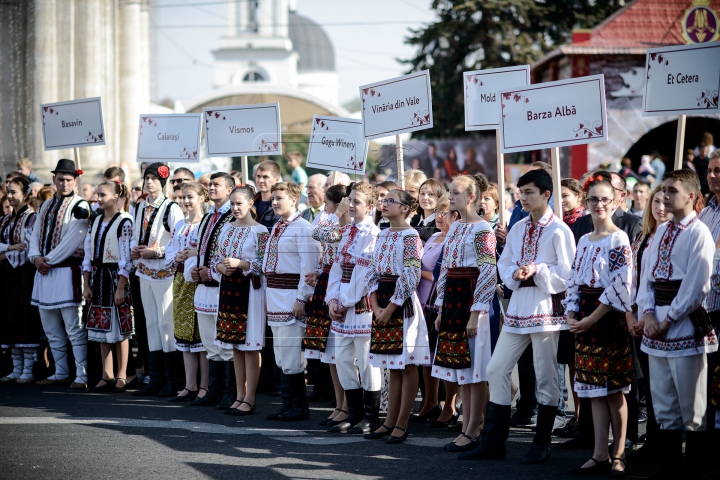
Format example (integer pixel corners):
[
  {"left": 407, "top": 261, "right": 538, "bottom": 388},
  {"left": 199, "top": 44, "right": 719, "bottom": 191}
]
[{"left": 0, "top": 381, "right": 658, "bottom": 480}]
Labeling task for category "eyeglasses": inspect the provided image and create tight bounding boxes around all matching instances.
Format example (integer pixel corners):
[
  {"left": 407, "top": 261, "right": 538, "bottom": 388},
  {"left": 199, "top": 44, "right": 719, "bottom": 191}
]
[
  {"left": 382, "top": 198, "right": 408, "bottom": 207},
  {"left": 169, "top": 178, "right": 190, "bottom": 185},
  {"left": 434, "top": 210, "right": 449, "bottom": 218},
  {"left": 132, "top": 187, "right": 142, "bottom": 192},
  {"left": 586, "top": 197, "right": 614, "bottom": 206}
]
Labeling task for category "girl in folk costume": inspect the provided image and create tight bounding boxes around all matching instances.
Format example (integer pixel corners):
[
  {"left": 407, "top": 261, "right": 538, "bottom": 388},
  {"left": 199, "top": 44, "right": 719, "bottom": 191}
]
[
  {"left": 82, "top": 181, "right": 134, "bottom": 393},
  {"left": 364, "top": 189, "right": 431, "bottom": 444},
  {"left": 563, "top": 173, "right": 634, "bottom": 475},
  {"left": 164, "top": 182, "right": 206, "bottom": 402},
  {"left": 0, "top": 176, "right": 41, "bottom": 384},
  {"left": 326, "top": 182, "right": 382, "bottom": 434},
  {"left": 213, "top": 185, "right": 269, "bottom": 416},
  {"left": 432, "top": 174, "right": 497, "bottom": 452},
  {"left": 263, "top": 182, "right": 321, "bottom": 421},
  {"left": 303, "top": 185, "right": 351, "bottom": 427}
]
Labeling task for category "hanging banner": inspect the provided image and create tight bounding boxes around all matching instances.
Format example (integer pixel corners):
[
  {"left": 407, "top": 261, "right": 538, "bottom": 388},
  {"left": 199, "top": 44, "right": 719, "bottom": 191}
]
[
  {"left": 305, "top": 116, "right": 368, "bottom": 176},
  {"left": 464, "top": 65, "right": 530, "bottom": 131},
  {"left": 359, "top": 70, "right": 433, "bottom": 140},
  {"left": 498, "top": 74, "right": 607, "bottom": 154},
  {"left": 642, "top": 42, "right": 720, "bottom": 117},
  {"left": 203, "top": 103, "right": 281, "bottom": 157},
  {"left": 135, "top": 114, "right": 202, "bottom": 163},
  {"left": 40, "top": 97, "right": 106, "bottom": 150}
]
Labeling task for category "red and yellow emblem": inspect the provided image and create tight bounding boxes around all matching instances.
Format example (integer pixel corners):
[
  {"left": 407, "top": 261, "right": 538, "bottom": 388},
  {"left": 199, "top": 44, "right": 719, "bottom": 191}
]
[{"left": 682, "top": 0, "right": 720, "bottom": 44}]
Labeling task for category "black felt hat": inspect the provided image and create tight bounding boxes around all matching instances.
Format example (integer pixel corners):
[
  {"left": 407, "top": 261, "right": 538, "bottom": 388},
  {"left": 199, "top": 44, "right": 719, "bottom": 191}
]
[{"left": 51, "top": 159, "right": 81, "bottom": 176}]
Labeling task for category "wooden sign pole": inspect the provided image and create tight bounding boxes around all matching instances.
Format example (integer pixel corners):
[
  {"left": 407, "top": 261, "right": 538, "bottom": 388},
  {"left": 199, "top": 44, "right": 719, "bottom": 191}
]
[
  {"left": 74, "top": 147, "right": 81, "bottom": 171},
  {"left": 674, "top": 115, "right": 687, "bottom": 170},
  {"left": 551, "top": 147, "right": 562, "bottom": 220},
  {"left": 495, "top": 129, "right": 506, "bottom": 227},
  {"left": 241, "top": 155, "right": 248, "bottom": 185},
  {"left": 396, "top": 134, "right": 405, "bottom": 189}
]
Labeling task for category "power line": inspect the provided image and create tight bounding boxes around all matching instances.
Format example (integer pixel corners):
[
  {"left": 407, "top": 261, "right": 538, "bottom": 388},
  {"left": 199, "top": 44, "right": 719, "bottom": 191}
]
[{"left": 152, "top": 20, "right": 428, "bottom": 29}]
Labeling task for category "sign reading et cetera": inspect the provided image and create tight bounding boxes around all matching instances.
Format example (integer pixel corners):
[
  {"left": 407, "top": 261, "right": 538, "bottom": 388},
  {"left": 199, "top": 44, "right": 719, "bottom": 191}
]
[
  {"left": 40, "top": 97, "right": 106, "bottom": 150},
  {"left": 359, "top": 70, "right": 433, "bottom": 140},
  {"left": 643, "top": 42, "right": 720, "bottom": 117},
  {"left": 135, "top": 113, "right": 202, "bottom": 163},
  {"left": 497, "top": 74, "right": 608, "bottom": 154}
]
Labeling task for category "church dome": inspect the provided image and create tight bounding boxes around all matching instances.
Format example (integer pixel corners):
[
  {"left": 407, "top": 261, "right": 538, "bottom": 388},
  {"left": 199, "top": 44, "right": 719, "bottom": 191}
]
[{"left": 288, "top": 12, "right": 335, "bottom": 72}]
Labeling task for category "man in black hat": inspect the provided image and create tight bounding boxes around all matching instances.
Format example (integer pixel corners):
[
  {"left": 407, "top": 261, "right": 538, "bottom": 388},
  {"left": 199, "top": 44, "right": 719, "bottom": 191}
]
[{"left": 30, "top": 159, "right": 91, "bottom": 389}]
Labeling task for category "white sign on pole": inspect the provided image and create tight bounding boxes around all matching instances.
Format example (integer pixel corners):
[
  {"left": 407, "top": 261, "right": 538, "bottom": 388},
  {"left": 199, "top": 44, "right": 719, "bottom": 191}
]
[
  {"left": 498, "top": 75, "right": 607, "bottom": 154},
  {"left": 306, "top": 116, "right": 368, "bottom": 176},
  {"left": 359, "top": 70, "right": 433, "bottom": 140},
  {"left": 40, "top": 97, "right": 106, "bottom": 150},
  {"left": 203, "top": 103, "right": 281, "bottom": 157},
  {"left": 464, "top": 65, "right": 530, "bottom": 131},
  {"left": 642, "top": 42, "right": 720, "bottom": 117},
  {"left": 135, "top": 114, "right": 202, "bottom": 163}
]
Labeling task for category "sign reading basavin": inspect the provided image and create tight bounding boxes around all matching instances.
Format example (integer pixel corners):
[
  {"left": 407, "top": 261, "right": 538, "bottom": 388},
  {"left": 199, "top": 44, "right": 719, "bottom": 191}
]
[
  {"left": 41, "top": 97, "right": 106, "bottom": 150},
  {"left": 498, "top": 75, "right": 607, "bottom": 154},
  {"left": 136, "top": 114, "right": 202, "bottom": 163},
  {"left": 359, "top": 70, "right": 433, "bottom": 140},
  {"left": 306, "top": 116, "right": 368, "bottom": 175},
  {"left": 464, "top": 65, "right": 530, "bottom": 131},
  {"left": 642, "top": 42, "right": 720, "bottom": 116},
  {"left": 204, "top": 103, "right": 281, "bottom": 157}
]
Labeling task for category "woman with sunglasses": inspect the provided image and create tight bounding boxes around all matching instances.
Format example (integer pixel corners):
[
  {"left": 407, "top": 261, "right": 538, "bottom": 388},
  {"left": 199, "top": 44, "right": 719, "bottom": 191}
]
[{"left": 364, "top": 189, "right": 430, "bottom": 444}]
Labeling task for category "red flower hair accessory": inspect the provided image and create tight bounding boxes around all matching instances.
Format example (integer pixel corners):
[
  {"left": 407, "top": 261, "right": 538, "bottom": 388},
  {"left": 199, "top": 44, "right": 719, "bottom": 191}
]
[
  {"left": 76, "top": 169, "right": 83, "bottom": 175},
  {"left": 157, "top": 165, "right": 170, "bottom": 179},
  {"left": 582, "top": 174, "right": 605, "bottom": 192}
]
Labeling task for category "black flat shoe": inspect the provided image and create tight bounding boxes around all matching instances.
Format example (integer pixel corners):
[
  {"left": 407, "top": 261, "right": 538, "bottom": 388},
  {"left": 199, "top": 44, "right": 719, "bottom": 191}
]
[
  {"left": 448, "top": 421, "right": 463, "bottom": 433},
  {"left": 568, "top": 457, "right": 611, "bottom": 475},
  {"left": 611, "top": 457, "right": 626, "bottom": 477},
  {"left": 113, "top": 378, "right": 128, "bottom": 393},
  {"left": 410, "top": 404, "right": 442, "bottom": 423},
  {"left": 231, "top": 401, "right": 256, "bottom": 416},
  {"left": 88, "top": 378, "right": 115, "bottom": 393},
  {"left": 224, "top": 399, "right": 243, "bottom": 414},
  {"left": 364, "top": 424, "right": 394, "bottom": 440},
  {"left": 386, "top": 426, "right": 409, "bottom": 444},
  {"left": 168, "top": 388, "right": 198, "bottom": 402},
  {"left": 431, "top": 412, "right": 460, "bottom": 429},
  {"left": 446, "top": 433, "right": 478, "bottom": 452},
  {"left": 325, "top": 409, "right": 349, "bottom": 427},
  {"left": 320, "top": 408, "right": 343, "bottom": 426}
]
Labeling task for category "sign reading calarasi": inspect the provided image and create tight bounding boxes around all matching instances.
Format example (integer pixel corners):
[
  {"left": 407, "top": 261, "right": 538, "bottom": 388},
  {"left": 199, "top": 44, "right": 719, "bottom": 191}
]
[
  {"left": 643, "top": 42, "right": 720, "bottom": 117},
  {"left": 136, "top": 114, "right": 202, "bottom": 163},
  {"left": 41, "top": 97, "right": 106, "bottom": 150},
  {"left": 359, "top": 71, "right": 433, "bottom": 140},
  {"left": 498, "top": 75, "right": 607, "bottom": 154}
]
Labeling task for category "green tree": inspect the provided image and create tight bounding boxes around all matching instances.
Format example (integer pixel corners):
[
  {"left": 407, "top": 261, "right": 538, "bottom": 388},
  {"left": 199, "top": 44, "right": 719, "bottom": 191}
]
[{"left": 402, "top": 0, "right": 625, "bottom": 139}]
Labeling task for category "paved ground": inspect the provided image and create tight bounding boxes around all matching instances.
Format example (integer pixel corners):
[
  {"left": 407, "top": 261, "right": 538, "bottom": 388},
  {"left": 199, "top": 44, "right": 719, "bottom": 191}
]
[{"left": 0, "top": 382, "right": 657, "bottom": 480}]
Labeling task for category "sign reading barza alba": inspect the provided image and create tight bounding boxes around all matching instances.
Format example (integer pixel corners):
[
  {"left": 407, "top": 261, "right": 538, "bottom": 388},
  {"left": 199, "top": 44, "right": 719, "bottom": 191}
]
[
  {"left": 498, "top": 75, "right": 607, "bottom": 154},
  {"left": 306, "top": 116, "right": 368, "bottom": 175},
  {"left": 359, "top": 70, "right": 433, "bottom": 140},
  {"left": 203, "top": 103, "right": 281, "bottom": 156},
  {"left": 136, "top": 114, "right": 202, "bottom": 163},
  {"left": 464, "top": 65, "right": 530, "bottom": 131},
  {"left": 643, "top": 42, "right": 720, "bottom": 116},
  {"left": 41, "top": 97, "right": 106, "bottom": 150}
]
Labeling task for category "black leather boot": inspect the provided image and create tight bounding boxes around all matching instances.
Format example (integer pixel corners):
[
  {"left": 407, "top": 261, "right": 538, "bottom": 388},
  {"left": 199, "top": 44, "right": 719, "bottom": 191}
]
[
  {"left": 647, "top": 429, "right": 683, "bottom": 480},
  {"left": 266, "top": 373, "right": 292, "bottom": 420},
  {"left": 457, "top": 402, "right": 511, "bottom": 460},
  {"left": 685, "top": 430, "right": 708, "bottom": 478},
  {"left": 217, "top": 361, "right": 237, "bottom": 410},
  {"left": 348, "top": 390, "right": 381, "bottom": 434},
  {"left": 521, "top": 403, "right": 556, "bottom": 464},
  {"left": 189, "top": 360, "right": 224, "bottom": 406},
  {"left": 158, "top": 352, "right": 183, "bottom": 398},
  {"left": 329, "top": 388, "right": 364, "bottom": 432},
  {"left": 279, "top": 372, "right": 310, "bottom": 421},
  {"left": 133, "top": 351, "right": 165, "bottom": 396}
]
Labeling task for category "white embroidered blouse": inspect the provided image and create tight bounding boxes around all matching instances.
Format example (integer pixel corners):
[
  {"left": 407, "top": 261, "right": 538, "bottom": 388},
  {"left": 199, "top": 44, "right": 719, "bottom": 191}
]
[{"left": 365, "top": 228, "right": 423, "bottom": 308}]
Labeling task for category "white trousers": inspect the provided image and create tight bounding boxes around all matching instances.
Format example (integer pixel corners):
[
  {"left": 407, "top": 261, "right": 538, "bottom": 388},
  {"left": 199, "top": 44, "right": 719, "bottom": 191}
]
[
  {"left": 197, "top": 312, "right": 232, "bottom": 362},
  {"left": 271, "top": 324, "right": 307, "bottom": 375},
  {"left": 649, "top": 354, "right": 708, "bottom": 431},
  {"left": 139, "top": 278, "right": 175, "bottom": 353},
  {"left": 39, "top": 306, "right": 87, "bottom": 382},
  {"left": 334, "top": 334, "right": 382, "bottom": 391},
  {"left": 487, "top": 330, "right": 559, "bottom": 406}
]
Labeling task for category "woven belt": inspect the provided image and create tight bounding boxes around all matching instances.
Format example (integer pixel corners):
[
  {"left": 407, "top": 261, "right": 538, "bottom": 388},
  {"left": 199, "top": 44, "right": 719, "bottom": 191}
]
[
  {"left": 341, "top": 264, "right": 355, "bottom": 284},
  {"left": 267, "top": 273, "right": 300, "bottom": 290},
  {"left": 654, "top": 280, "right": 682, "bottom": 307},
  {"left": 519, "top": 277, "right": 536, "bottom": 288},
  {"left": 447, "top": 267, "right": 480, "bottom": 279}
]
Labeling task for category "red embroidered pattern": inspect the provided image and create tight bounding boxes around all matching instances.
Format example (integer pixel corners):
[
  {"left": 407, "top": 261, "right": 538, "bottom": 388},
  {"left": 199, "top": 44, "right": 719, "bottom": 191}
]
[
  {"left": 265, "top": 216, "right": 301, "bottom": 274},
  {"left": 652, "top": 218, "right": 697, "bottom": 280}
]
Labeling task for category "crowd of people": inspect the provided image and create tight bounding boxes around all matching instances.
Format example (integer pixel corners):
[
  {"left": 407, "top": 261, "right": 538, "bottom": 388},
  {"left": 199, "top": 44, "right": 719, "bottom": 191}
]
[{"left": 2, "top": 150, "right": 720, "bottom": 479}]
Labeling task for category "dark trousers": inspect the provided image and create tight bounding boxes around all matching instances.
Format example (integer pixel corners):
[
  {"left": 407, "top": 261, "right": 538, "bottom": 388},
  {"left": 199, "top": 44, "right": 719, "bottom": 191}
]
[
  {"left": 515, "top": 344, "right": 538, "bottom": 417},
  {"left": 308, "top": 359, "right": 334, "bottom": 398},
  {"left": 258, "top": 326, "right": 280, "bottom": 391},
  {"left": 130, "top": 273, "right": 149, "bottom": 374}
]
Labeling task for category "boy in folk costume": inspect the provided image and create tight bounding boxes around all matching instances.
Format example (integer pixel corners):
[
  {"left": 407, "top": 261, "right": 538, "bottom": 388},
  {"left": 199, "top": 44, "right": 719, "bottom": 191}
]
[
  {"left": 264, "top": 182, "right": 321, "bottom": 421},
  {"left": 187, "top": 172, "right": 236, "bottom": 408},
  {"left": 637, "top": 169, "right": 717, "bottom": 479},
  {"left": 326, "top": 182, "right": 382, "bottom": 434},
  {"left": 29, "top": 159, "right": 90, "bottom": 389},
  {"left": 461, "top": 169, "right": 575, "bottom": 463},
  {"left": 131, "top": 163, "right": 185, "bottom": 397}
]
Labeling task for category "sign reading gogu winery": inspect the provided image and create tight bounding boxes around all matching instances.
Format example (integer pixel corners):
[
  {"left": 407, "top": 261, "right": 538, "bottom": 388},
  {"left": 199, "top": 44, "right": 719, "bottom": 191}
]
[{"left": 306, "top": 116, "right": 368, "bottom": 176}]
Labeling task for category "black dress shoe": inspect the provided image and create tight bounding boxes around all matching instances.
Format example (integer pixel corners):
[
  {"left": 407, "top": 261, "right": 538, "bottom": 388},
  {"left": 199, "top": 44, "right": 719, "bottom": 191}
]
[
  {"left": 364, "top": 424, "right": 394, "bottom": 440},
  {"left": 568, "top": 457, "right": 611, "bottom": 475},
  {"left": 431, "top": 412, "right": 459, "bottom": 429},
  {"left": 88, "top": 378, "right": 115, "bottom": 393},
  {"left": 325, "top": 409, "right": 349, "bottom": 427},
  {"left": 409, "top": 405, "right": 442, "bottom": 423},
  {"left": 231, "top": 402, "right": 256, "bottom": 416},
  {"left": 168, "top": 389, "right": 198, "bottom": 402},
  {"left": 386, "top": 427, "right": 409, "bottom": 444},
  {"left": 224, "top": 399, "right": 242, "bottom": 414},
  {"left": 521, "top": 443, "right": 551, "bottom": 464},
  {"left": 553, "top": 417, "right": 578, "bottom": 437},
  {"left": 446, "top": 434, "right": 478, "bottom": 452}
]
